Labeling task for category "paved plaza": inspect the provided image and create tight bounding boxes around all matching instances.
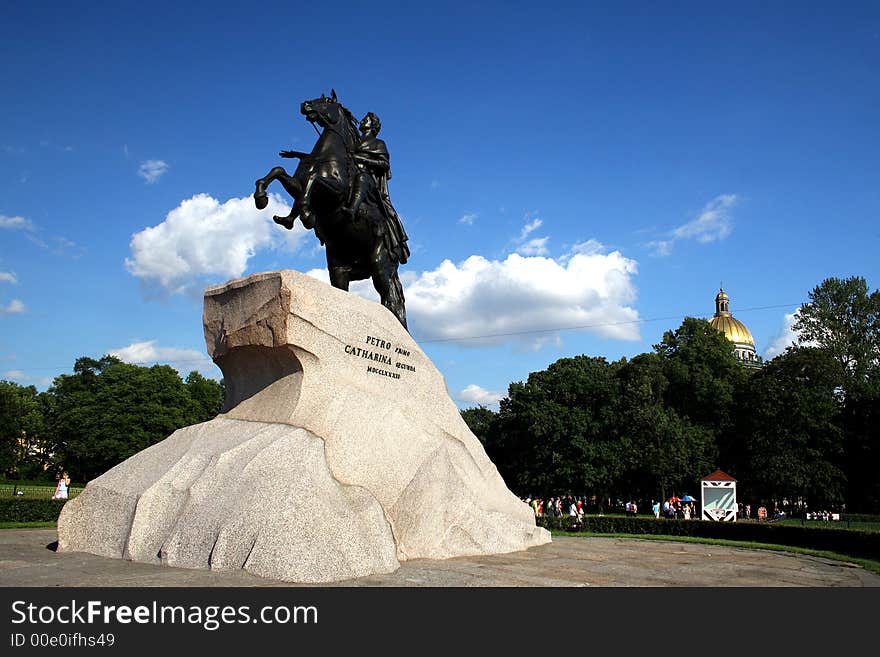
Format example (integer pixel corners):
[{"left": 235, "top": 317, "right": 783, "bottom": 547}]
[{"left": 0, "top": 528, "right": 877, "bottom": 587}]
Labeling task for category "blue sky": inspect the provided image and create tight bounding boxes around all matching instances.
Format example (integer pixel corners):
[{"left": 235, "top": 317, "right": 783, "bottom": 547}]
[{"left": 1, "top": 2, "right": 878, "bottom": 408}]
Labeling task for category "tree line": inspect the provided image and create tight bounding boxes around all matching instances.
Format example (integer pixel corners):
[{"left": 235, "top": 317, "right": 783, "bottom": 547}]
[
  {"left": 462, "top": 277, "right": 880, "bottom": 513},
  {"left": 0, "top": 356, "right": 224, "bottom": 482},
  {"left": 1, "top": 276, "right": 876, "bottom": 512}
]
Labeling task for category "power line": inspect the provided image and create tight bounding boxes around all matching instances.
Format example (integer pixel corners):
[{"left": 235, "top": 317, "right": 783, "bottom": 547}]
[
  {"left": 3, "top": 358, "right": 216, "bottom": 373},
  {"left": 415, "top": 302, "right": 804, "bottom": 344},
  {"left": 4, "top": 301, "right": 804, "bottom": 373}
]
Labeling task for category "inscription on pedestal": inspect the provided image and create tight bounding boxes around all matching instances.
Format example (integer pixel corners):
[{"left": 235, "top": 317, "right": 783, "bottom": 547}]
[{"left": 344, "top": 334, "right": 417, "bottom": 380}]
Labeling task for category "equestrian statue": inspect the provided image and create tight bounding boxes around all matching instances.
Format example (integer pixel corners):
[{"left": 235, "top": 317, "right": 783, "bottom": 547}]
[{"left": 253, "top": 90, "right": 410, "bottom": 329}]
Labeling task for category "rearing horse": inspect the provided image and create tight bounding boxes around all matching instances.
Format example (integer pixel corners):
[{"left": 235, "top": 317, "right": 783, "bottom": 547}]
[{"left": 253, "top": 91, "right": 409, "bottom": 329}]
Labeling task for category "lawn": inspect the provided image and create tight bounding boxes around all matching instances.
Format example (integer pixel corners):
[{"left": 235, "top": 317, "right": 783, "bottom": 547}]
[
  {"left": 767, "top": 517, "right": 880, "bottom": 533},
  {"left": 551, "top": 529, "right": 880, "bottom": 577},
  {"left": 0, "top": 521, "right": 57, "bottom": 529}
]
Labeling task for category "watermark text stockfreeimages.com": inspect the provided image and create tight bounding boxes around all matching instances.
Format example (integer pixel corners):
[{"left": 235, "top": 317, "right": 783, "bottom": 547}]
[{"left": 10, "top": 599, "right": 318, "bottom": 632}]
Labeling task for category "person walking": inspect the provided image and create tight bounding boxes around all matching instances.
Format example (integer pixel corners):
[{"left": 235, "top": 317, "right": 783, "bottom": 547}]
[{"left": 52, "top": 472, "right": 70, "bottom": 500}]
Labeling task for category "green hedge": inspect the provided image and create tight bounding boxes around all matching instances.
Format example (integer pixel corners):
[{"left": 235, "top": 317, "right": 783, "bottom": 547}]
[
  {"left": 843, "top": 514, "right": 880, "bottom": 524},
  {"left": 537, "top": 515, "right": 880, "bottom": 561},
  {"left": 0, "top": 498, "right": 67, "bottom": 523}
]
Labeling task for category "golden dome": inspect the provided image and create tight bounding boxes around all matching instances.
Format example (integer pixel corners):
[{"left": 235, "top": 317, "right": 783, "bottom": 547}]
[
  {"left": 709, "top": 287, "right": 755, "bottom": 347},
  {"left": 709, "top": 314, "right": 755, "bottom": 346}
]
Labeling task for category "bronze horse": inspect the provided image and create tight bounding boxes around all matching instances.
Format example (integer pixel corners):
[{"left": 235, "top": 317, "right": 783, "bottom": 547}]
[{"left": 253, "top": 91, "right": 409, "bottom": 329}]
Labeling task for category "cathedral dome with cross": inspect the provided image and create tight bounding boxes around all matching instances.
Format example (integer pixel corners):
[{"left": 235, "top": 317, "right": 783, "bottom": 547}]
[{"left": 708, "top": 287, "right": 763, "bottom": 368}]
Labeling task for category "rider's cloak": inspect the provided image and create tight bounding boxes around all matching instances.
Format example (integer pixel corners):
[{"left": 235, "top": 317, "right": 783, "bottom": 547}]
[{"left": 355, "top": 136, "right": 410, "bottom": 266}]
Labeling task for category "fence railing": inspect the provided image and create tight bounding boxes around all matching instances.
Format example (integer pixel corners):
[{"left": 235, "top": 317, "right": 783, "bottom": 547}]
[{"left": 0, "top": 484, "right": 83, "bottom": 500}]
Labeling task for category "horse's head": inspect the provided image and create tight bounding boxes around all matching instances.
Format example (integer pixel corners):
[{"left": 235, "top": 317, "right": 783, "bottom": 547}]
[{"left": 301, "top": 89, "right": 351, "bottom": 131}]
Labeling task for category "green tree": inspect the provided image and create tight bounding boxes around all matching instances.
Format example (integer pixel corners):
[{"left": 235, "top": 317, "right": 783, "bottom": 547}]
[
  {"left": 735, "top": 347, "right": 845, "bottom": 508},
  {"left": 460, "top": 405, "right": 498, "bottom": 447},
  {"left": 793, "top": 276, "right": 880, "bottom": 397},
  {"left": 793, "top": 277, "right": 880, "bottom": 511},
  {"left": 615, "top": 353, "right": 715, "bottom": 502},
  {"left": 843, "top": 390, "right": 880, "bottom": 511},
  {"left": 0, "top": 381, "right": 26, "bottom": 476},
  {"left": 0, "top": 380, "right": 53, "bottom": 478},
  {"left": 184, "top": 371, "right": 225, "bottom": 419},
  {"left": 654, "top": 317, "right": 746, "bottom": 431},
  {"left": 49, "top": 356, "right": 221, "bottom": 481},
  {"left": 488, "top": 356, "right": 627, "bottom": 497}
]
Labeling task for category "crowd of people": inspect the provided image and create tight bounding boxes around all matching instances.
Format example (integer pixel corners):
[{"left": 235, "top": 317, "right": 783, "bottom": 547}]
[
  {"left": 522, "top": 496, "right": 589, "bottom": 518},
  {"left": 657, "top": 499, "right": 696, "bottom": 519},
  {"left": 520, "top": 495, "right": 704, "bottom": 519},
  {"left": 519, "top": 496, "right": 841, "bottom": 522},
  {"left": 520, "top": 495, "right": 702, "bottom": 520}
]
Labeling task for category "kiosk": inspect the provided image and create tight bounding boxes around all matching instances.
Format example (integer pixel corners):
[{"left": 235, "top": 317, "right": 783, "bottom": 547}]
[{"left": 701, "top": 469, "right": 737, "bottom": 521}]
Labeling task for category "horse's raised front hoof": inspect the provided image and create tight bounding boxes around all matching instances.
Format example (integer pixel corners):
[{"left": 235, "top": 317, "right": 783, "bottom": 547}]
[
  {"left": 300, "top": 209, "right": 315, "bottom": 230},
  {"left": 273, "top": 214, "right": 294, "bottom": 230},
  {"left": 254, "top": 191, "right": 269, "bottom": 210}
]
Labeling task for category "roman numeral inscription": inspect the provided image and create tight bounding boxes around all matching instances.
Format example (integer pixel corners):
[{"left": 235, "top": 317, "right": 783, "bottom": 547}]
[{"left": 344, "top": 334, "right": 417, "bottom": 380}]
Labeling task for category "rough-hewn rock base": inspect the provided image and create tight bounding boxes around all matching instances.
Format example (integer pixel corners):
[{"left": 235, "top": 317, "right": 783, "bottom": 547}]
[{"left": 58, "top": 270, "right": 549, "bottom": 582}]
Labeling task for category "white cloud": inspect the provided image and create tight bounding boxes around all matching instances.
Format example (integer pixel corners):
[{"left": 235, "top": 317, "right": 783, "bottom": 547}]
[
  {"left": 764, "top": 310, "right": 816, "bottom": 359},
  {"left": 304, "top": 268, "right": 379, "bottom": 302},
  {"left": 0, "top": 299, "right": 25, "bottom": 314},
  {"left": 519, "top": 218, "right": 542, "bottom": 241},
  {"left": 109, "top": 340, "right": 218, "bottom": 377},
  {"left": 646, "top": 240, "right": 674, "bottom": 257},
  {"left": 647, "top": 194, "right": 737, "bottom": 257},
  {"left": 49, "top": 236, "right": 84, "bottom": 258},
  {"left": 517, "top": 237, "right": 550, "bottom": 256},
  {"left": 305, "top": 246, "right": 640, "bottom": 347},
  {"left": 0, "top": 272, "right": 17, "bottom": 284},
  {"left": 764, "top": 312, "right": 798, "bottom": 359},
  {"left": 458, "top": 384, "right": 504, "bottom": 410},
  {"left": 1, "top": 370, "right": 52, "bottom": 387},
  {"left": 125, "top": 193, "right": 306, "bottom": 295},
  {"left": 519, "top": 219, "right": 544, "bottom": 242},
  {"left": 512, "top": 217, "right": 550, "bottom": 256},
  {"left": 406, "top": 251, "right": 640, "bottom": 344},
  {"left": 25, "top": 234, "right": 47, "bottom": 248},
  {"left": 0, "top": 215, "right": 77, "bottom": 255},
  {"left": 0, "top": 214, "right": 33, "bottom": 231},
  {"left": 138, "top": 159, "right": 169, "bottom": 184},
  {"left": 570, "top": 239, "right": 605, "bottom": 256},
  {"left": 671, "top": 194, "right": 736, "bottom": 243},
  {"left": 458, "top": 212, "right": 478, "bottom": 225}
]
